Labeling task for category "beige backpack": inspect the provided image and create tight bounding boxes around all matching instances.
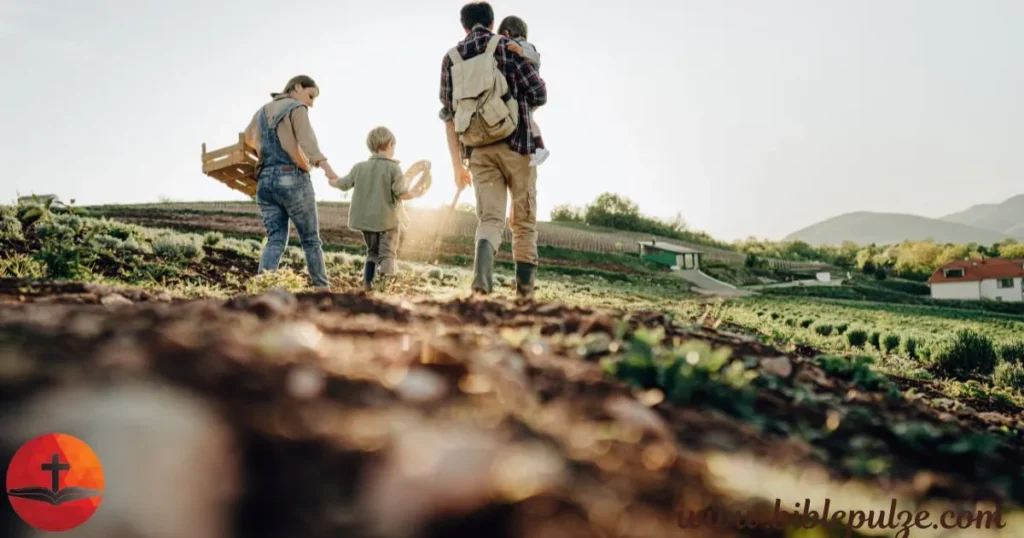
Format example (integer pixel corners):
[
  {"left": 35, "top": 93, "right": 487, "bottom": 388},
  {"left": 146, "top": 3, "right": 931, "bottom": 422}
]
[{"left": 448, "top": 35, "right": 520, "bottom": 148}]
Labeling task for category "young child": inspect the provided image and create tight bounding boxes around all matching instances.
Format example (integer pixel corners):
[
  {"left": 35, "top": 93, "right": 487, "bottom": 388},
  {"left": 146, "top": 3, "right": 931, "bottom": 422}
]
[
  {"left": 330, "top": 126, "right": 422, "bottom": 291},
  {"left": 498, "top": 15, "right": 549, "bottom": 167}
]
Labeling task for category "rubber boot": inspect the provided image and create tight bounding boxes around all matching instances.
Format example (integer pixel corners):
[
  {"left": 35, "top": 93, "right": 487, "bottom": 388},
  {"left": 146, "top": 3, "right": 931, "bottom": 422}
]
[
  {"left": 515, "top": 262, "right": 537, "bottom": 300},
  {"left": 363, "top": 261, "right": 377, "bottom": 292},
  {"left": 471, "top": 239, "right": 494, "bottom": 295}
]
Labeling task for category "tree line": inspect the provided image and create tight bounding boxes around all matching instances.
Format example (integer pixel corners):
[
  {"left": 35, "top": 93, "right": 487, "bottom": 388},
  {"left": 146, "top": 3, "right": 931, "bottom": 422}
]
[{"left": 552, "top": 193, "right": 1019, "bottom": 281}]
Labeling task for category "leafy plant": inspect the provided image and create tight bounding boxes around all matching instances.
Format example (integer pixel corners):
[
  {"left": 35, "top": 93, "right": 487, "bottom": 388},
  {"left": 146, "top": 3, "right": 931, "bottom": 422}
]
[
  {"left": 930, "top": 328, "right": 998, "bottom": 380},
  {"left": 868, "top": 330, "right": 881, "bottom": 350},
  {"left": 812, "top": 322, "right": 834, "bottom": 337},
  {"left": 994, "top": 361, "right": 1024, "bottom": 392},
  {"left": 245, "top": 267, "right": 310, "bottom": 295},
  {"left": 203, "top": 231, "right": 224, "bottom": 247},
  {"left": 152, "top": 234, "right": 205, "bottom": 263},
  {"left": 882, "top": 333, "right": 900, "bottom": 354},
  {"left": 0, "top": 207, "right": 23, "bottom": 240},
  {"left": 815, "top": 355, "right": 900, "bottom": 398},
  {"left": 846, "top": 327, "right": 868, "bottom": 348},
  {"left": 900, "top": 334, "right": 921, "bottom": 359},
  {"left": 0, "top": 253, "right": 47, "bottom": 279},
  {"left": 997, "top": 339, "right": 1024, "bottom": 364},
  {"left": 609, "top": 333, "right": 760, "bottom": 421}
]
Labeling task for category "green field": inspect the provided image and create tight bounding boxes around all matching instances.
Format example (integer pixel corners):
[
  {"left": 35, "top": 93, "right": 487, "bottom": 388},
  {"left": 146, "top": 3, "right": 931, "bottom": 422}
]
[{"left": 4, "top": 199, "right": 1024, "bottom": 533}]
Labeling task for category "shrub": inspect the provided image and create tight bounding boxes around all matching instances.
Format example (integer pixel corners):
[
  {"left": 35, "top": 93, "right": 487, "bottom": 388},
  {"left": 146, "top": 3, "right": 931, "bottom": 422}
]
[
  {"left": 882, "top": 333, "right": 900, "bottom": 354},
  {"left": 813, "top": 322, "right": 834, "bottom": 337},
  {"left": 216, "top": 238, "right": 260, "bottom": 256},
  {"left": 917, "top": 341, "right": 933, "bottom": 361},
  {"left": 51, "top": 213, "right": 84, "bottom": 233},
  {"left": 0, "top": 253, "right": 47, "bottom": 280},
  {"left": 900, "top": 335, "right": 921, "bottom": 359},
  {"left": 91, "top": 218, "right": 143, "bottom": 241},
  {"left": 930, "top": 328, "right": 998, "bottom": 380},
  {"left": 997, "top": 339, "right": 1024, "bottom": 364},
  {"left": 32, "top": 221, "right": 75, "bottom": 241},
  {"left": 868, "top": 331, "right": 881, "bottom": 350},
  {"left": 152, "top": 234, "right": 205, "bottom": 263},
  {"left": 994, "top": 361, "right": 1024, "bottom": 391},
  {"left": 203, "top": 231, "right": 224, "bottom": 247},
  {"left": 769, "top": 312, "right": 780, "bottom": 321},
  {"left": 119, "top": 238, "right": 152, "bottom": 255},
  {"left": 835, "top": 322, "right": 849, "bottom": 335},
  {"left": 799, "top": 318, "right": 814, "bottom": 329},
  {"left": 0, "top": 212, "right": 23, "bottom": 239},
  {"left": 246, "top": 267, "right": 310, "bottom": 295},
  {"left": 89, "top": 234, "right": 125, "bottom": 252},
  {"left": 846, "top": 328, "right": 868, "bottom": 348}
]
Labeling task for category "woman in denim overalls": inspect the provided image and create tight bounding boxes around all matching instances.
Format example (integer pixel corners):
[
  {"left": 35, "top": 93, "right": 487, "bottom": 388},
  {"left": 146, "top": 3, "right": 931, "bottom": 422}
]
[{"left": 245, "top": 76, "right": 340, "bottom": 291}]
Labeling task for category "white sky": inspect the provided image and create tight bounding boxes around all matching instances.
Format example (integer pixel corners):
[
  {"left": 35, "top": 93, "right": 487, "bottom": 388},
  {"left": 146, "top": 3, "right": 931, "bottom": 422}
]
[{"left": 2, "top": 0, "right": 1021, "bottom": 241}]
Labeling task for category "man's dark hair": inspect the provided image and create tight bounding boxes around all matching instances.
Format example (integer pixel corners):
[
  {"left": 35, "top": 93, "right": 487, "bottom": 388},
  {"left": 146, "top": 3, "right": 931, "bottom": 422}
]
[
  {"left": 460, "top": 2, "right": 494, "bottom": 31},
  {"left": 497, "top": 16, "right": 527, "bottom": 39}
]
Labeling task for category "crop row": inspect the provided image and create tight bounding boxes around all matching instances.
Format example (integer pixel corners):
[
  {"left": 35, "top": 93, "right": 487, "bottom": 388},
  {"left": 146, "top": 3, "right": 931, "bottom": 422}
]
[
  {"left": 703, "top": 298, "right": 1024, "bottom": 394},
  {"left": 88, "top": 202, "right": 830, "bottom": 271}
]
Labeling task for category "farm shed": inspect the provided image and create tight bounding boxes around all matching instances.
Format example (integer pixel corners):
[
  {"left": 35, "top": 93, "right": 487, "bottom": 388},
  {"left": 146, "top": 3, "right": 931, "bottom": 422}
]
[{"left": 638, "top": 241, "right": 702, "bottom": 270}]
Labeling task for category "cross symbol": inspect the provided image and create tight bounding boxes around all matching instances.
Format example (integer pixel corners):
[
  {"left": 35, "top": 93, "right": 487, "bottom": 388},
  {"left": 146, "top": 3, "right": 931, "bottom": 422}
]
[{"left": 41, "top": 453, "right": 70, "bottom": 493}]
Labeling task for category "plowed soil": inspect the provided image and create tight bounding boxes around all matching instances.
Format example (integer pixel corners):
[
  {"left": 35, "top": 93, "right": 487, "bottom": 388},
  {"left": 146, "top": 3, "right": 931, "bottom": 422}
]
[{"left": 1, "top": 281, "right": 1022, "bottom": 538}]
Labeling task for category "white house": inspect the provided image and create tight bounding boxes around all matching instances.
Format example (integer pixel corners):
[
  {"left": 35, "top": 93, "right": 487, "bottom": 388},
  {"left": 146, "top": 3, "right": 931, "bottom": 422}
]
[{"left": 928, "top": 258, "right": 1024, "bottom": 302}]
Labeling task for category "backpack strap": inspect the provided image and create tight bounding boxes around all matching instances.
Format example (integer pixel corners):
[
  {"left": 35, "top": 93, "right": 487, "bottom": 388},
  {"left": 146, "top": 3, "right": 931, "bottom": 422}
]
[
  {"left": 447, "top": 47, "right": 463, "bottom": 65},
  {"left": 448, "top": 34, "right": 502, "bottom": 65},
  {"left": 484, "top": 34, "right": 502, "bottom": 55}
]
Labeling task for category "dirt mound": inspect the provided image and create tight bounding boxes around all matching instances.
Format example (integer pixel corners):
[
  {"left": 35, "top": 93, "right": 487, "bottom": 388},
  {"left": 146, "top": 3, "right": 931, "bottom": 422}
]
[{"left": 1, "top": 286, "right": 1022, "bottom": 538}]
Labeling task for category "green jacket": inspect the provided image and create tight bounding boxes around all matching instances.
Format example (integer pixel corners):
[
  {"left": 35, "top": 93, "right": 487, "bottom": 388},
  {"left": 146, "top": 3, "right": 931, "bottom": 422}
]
[{"left": 334, "top": 154, "right": 408, "bottom": 232}]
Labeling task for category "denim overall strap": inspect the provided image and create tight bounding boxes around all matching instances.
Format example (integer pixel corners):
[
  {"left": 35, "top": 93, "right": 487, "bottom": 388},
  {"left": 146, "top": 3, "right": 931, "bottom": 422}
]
[{"left": 257, "top": 99, "right": 307, "bottom": 172}]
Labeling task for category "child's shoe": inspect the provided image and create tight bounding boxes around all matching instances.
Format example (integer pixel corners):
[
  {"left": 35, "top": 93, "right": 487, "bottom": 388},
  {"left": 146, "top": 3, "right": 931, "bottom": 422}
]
[{"left": 530, "top": 148, "right": 550, "bottom": 167}]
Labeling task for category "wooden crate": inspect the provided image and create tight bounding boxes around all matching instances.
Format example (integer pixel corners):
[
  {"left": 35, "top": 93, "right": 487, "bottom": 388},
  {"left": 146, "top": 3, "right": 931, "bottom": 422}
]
[{"left": 201, "top": 133, "right": 258, "bottom": 197}]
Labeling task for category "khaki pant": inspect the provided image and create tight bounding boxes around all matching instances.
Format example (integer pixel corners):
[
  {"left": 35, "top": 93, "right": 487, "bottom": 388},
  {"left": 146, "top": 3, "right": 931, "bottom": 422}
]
[
  {"left": 469, "top": 142, "right": 538, "bottom": 265},
  {"left": 361, "top": 228, "right": 400, "bottom": 276}
]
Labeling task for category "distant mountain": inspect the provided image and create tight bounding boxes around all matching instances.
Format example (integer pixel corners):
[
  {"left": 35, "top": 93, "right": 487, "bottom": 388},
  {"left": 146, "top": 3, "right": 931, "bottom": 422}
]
[
  {"left": 784, "top": 211, "right": 1014, "bottom": 247},
  {"left": 939, "top": 194, "right": 1024, "bottom": 235}
]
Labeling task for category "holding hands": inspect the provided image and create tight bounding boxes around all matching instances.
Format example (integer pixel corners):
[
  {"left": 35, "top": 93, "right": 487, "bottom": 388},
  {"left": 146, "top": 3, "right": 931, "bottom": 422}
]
[{"left": 322, "top": 161, "right": 340, "bottom": 187}]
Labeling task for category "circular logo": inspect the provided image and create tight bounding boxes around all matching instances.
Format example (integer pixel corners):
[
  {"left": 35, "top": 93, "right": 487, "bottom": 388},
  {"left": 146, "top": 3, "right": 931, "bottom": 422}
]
[{"left": 6, "top": 433, "right": 104, "bottom": 532}]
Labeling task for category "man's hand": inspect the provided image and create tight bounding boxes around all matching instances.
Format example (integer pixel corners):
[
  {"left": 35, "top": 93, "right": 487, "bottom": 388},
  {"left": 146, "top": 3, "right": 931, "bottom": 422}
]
[
  {"left": 328, "top": 177, "right": 340, "bottom": 188},
  {"left": 454, "top": 163, "right": 472, "bottom": 189},
  {"left": 507, "top": 41, "right": 524, "bottom": 57}
]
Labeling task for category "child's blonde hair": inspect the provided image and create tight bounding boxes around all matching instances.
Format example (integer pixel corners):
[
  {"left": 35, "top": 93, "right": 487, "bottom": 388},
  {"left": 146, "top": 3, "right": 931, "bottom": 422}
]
[{"left": 366, "top": 126, "right": 395, "bottom": 153}]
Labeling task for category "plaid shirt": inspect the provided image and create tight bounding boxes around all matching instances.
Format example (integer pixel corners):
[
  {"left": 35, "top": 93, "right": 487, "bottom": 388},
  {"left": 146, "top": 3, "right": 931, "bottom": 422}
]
[{"left": 438, "top": 25, "right": 547, "bottom": 156}]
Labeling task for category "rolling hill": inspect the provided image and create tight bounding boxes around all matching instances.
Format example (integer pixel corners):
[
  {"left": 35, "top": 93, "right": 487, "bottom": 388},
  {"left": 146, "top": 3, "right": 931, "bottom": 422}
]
[
  {"left": 939, "top": 194, "right": 1024, "bottom": 236},
  {"left": 783, "top": 211, "right": 1014, "bottom": 247}
]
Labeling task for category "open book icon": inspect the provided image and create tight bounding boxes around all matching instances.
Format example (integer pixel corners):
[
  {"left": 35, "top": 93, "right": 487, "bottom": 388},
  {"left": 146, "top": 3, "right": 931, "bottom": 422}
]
[{"left": 7, "top": 486, "right": 102, "bottom": 506}]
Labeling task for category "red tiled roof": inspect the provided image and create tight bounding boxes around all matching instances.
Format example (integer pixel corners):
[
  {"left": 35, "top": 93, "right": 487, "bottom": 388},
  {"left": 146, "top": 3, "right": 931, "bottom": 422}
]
[{"left": 928, "top": 258, "right": 1024, "bottom": 284}]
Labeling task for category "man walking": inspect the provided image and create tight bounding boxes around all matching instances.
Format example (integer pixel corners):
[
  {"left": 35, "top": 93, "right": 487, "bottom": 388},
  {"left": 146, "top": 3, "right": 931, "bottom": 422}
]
[{"left": 438, "top": 2, "right": 547, "bottom": 299}]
